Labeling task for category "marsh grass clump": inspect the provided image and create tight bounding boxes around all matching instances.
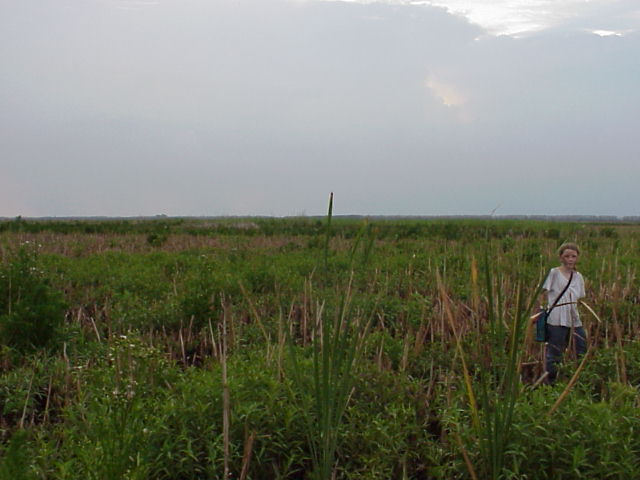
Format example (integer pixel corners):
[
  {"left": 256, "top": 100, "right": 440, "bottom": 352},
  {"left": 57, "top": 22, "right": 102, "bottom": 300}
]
[{"left": 286, "top": 279, "right": 371, "bottom": 480}]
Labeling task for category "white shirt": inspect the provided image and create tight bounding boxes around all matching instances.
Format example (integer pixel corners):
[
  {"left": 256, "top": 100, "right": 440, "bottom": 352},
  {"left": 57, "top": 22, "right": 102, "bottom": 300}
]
[{"left": 542, "top": 267, "right": 585, "bottom": 327}]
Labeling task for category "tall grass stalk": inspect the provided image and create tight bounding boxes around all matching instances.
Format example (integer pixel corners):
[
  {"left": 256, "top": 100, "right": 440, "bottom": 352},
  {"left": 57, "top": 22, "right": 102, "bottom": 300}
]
[
  {"left": 287, "top": 274, "right": 370, "bottom": 480},
  {"left": 323, "top": 193, "right": 333, "bottom": 270},
  {"left": 239, "top": 428, "right": 256, "bottom": 480},
  {"left": 455, "top": 255, "right": 542, "bottom": 480},
  {"left": 483, "top": 250, "right": 498, "bottom": 340},
  {"left": 19, "top": 370, "right": 36, "bottom": 429},
  {"left": 453, "top": 431, "right": 479, "bottom": 480},
  {"left": 238, "top": 280, "right": 270, "bottom": 344},
  {"left": 478, "top": 284, "right": 523, "bottom": 479},
  {"left": 436, "top": 271, "right": 479, "bottom": 430},
  {"left": 286, "top": 196, "right": 373, "bottom": 479},
  {"left": 218, "top": 312, "right": 231, "bottom": 479},
  {"left": 547, "top": 347, "right": 593, "bottom": 416}
]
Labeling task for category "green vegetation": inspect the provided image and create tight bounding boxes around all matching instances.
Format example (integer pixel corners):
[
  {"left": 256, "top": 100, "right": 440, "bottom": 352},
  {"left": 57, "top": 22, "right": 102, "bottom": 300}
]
[
  {"left": 0, "top": 245, "right": 67, "bottom": 355},
  {"left": 1, "top": 216, "right": 639, "bottom": 479}
]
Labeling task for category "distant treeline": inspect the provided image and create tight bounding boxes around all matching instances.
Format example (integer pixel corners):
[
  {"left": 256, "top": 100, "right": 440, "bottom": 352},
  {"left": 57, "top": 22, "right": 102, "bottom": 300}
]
[{"left": 0, "top": 215, "right": 631, "bottom": 241}]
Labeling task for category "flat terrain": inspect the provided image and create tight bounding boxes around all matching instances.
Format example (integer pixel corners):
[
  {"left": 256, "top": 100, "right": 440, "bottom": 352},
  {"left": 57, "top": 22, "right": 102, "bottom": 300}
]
[{"left": 1, "top": 218, "right": 639, "bottom": 479}]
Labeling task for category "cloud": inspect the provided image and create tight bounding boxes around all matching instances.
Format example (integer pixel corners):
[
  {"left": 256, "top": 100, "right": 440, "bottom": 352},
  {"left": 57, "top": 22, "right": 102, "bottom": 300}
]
[
  {"left": 425, "top": 73, "right": 473, "bottom": 123},
  {"left": 319, "top": 0, "right": 640, "bottom": 37},
  {"left": 591, "top": 29, "right": 624, "bottom": 37},
  {"left": 1, "top": 0, "right": 639, "bottom": 216},
  {"left": 426, "top": 74, "right": 467, "bottom": 107}
]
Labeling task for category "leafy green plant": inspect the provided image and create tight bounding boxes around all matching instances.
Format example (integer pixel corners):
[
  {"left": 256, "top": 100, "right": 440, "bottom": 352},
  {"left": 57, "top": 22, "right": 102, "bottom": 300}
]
[
  {"left": 0, "top": 430, "right": 36, "bottom": 480},
  {"left": 506, "top": 388, "right": 640, "bottom": 479},
  {"left": 0, "top": 245, "right": 67, "bottom": 354}
]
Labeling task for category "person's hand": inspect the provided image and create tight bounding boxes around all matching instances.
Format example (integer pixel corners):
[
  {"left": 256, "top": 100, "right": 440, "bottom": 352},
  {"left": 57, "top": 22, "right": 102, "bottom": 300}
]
[{"left": 530, "top": 309, "right": 542, "bottom": 323}]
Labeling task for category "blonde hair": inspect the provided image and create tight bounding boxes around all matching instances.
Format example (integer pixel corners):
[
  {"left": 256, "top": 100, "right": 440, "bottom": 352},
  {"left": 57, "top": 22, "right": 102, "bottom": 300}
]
[{"left": 558, "top": 242, "right": 580, "bottom": 256}]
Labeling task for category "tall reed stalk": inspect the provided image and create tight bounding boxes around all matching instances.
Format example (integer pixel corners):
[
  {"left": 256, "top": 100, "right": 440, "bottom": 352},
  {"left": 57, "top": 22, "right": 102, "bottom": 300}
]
[
  {"left": 287, "top": 194, "right": 372, "bottom": 480},
  {"left": 323, "top": 193, "right": 333, "bottom": 271},
  {"left": 287, "top": 275, "right": 370, "bottom": 480},
  {"left": 453, "top": 251, "right": 542, "bottom": 479}
]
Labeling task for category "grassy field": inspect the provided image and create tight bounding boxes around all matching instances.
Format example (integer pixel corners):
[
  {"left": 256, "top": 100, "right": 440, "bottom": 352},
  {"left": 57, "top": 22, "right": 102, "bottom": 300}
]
[{"left": 1, "top": 216, "right": 639, "bottom": 479}]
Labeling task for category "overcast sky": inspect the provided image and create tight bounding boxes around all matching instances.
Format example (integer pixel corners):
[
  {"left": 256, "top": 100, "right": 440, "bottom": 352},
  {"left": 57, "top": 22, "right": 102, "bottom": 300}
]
[{"left": 1, "top": 0, "right": 639, "bottom": 217}]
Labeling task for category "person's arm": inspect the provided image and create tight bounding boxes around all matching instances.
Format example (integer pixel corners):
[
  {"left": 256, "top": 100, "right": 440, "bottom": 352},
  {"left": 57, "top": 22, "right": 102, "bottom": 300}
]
[
  {"left": 577, "top": 272, "right": 586, "bottom": 299},
  {"left": 540, "top": 268, "right": 555, "bottom": 307},
  {"left": 531, "top": 290, "right": 548, "bottom": 322},
  {"left": 538, "top": 290, "right": 548, "bottom": 309},
  {"left": 531, "top": 270, "right": 552, "bottom": 322}
]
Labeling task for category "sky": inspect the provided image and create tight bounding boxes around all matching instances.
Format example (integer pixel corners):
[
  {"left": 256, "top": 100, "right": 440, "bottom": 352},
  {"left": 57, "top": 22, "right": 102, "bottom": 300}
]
[{"left": 1, "top": 0, "right": 639, "bottom": 217}]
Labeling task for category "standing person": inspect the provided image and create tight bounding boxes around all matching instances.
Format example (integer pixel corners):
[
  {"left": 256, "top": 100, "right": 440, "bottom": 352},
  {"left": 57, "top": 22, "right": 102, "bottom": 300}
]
[{"left": 542, "top": 243, "right": 587, "bottom": 383}]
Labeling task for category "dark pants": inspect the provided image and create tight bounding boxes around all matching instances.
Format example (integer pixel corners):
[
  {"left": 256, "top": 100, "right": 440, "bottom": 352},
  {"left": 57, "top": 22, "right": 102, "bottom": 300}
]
[{"left": 545, "top": 325, "right": 587, "bottom": 383}]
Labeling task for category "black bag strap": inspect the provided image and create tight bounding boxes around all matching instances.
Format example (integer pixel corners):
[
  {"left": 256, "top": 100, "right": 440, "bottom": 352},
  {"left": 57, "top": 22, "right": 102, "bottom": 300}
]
[{"left": 546, "top": 270, "right": 574, "bottom": 315}]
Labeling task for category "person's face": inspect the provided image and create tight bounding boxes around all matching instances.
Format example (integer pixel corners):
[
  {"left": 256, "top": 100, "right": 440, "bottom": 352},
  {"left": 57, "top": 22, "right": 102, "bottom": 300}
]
[{"left": 559, "top": 249, "right": 579, "bottom": 269}]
